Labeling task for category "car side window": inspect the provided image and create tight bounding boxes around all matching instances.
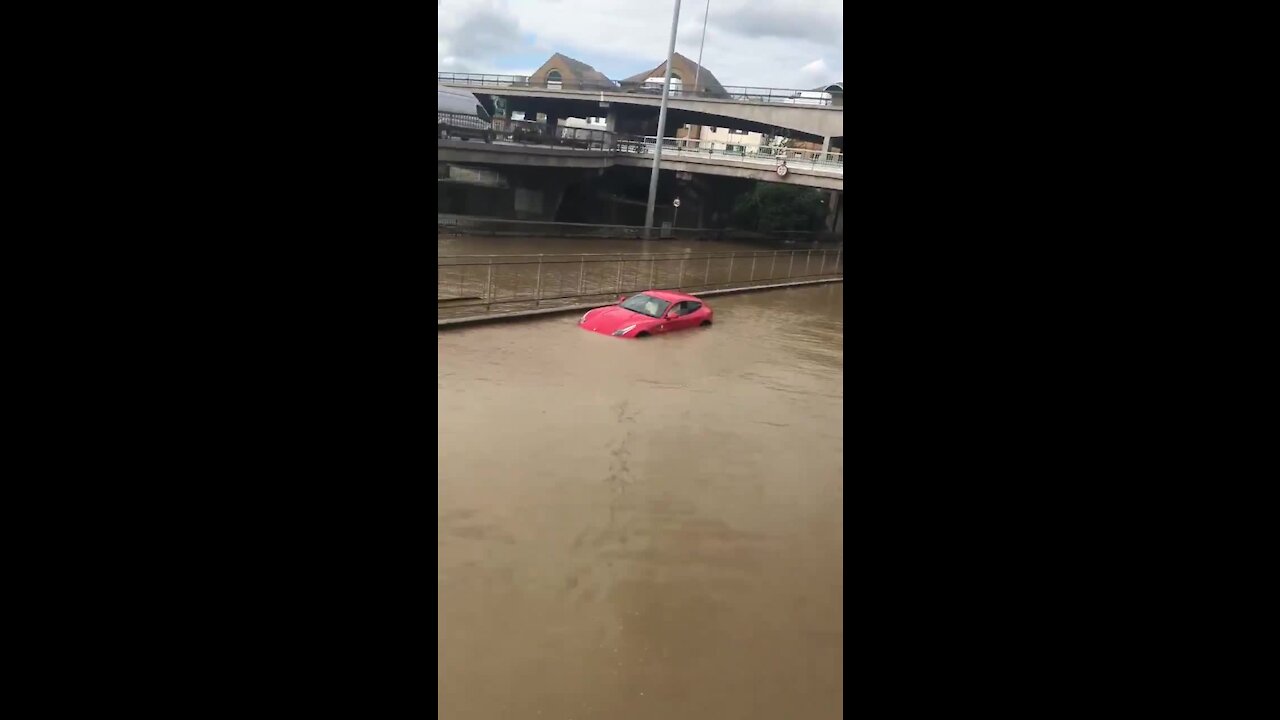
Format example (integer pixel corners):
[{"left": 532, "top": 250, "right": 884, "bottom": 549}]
[{"left": 681, "top": 302, "right": 701, "bottom": 316}]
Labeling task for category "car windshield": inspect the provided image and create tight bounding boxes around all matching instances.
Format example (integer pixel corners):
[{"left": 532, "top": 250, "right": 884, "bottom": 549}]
[{"left": 620, "top": 294, "right": 671, "bottom": 319}]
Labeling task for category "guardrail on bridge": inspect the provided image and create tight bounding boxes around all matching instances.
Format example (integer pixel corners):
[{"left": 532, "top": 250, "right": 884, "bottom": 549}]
[{"left": 439, "top": 72, "right": 843, "bottom": 107}]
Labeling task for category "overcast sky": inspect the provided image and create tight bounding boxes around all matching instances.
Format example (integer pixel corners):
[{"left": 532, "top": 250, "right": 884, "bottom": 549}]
[{"left": 438, "top": 0, "right": 843, "bottom": 89}]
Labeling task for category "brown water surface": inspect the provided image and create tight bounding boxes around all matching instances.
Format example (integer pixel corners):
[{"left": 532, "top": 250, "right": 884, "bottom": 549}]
[{"left": 439, "top": 283, "right": 843, "bottom": 719}]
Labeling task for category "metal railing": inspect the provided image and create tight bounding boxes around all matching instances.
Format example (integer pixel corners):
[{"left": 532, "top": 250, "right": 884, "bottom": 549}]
[
  {"left": 487, "top": 118, "right": 616, "bottom": 150},
  {"left": 438, "top": 216, "right": 842, "bottom": 244},
  {"left": 438, "top": 125, "right": 844, "bottom": 171},
  {"left": 438, "top": 248, "right": 844, "bottom": 319},
  {"left": 617, "top": 136, "right": 843, "bottom": 170},
  {"left": 438, "top": 72, "right": 843, "bottom": 107},
  {"left": 438, "top": 110, "right": 492, "bottom": 142}
]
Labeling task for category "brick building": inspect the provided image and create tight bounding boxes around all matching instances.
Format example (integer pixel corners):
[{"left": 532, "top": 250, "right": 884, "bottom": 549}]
[
  {"left": 618, "top": 52, "right": 730, "bottom": 98},
  {"left": 528, "top": 53, "right": 614, "bottom": 90}
]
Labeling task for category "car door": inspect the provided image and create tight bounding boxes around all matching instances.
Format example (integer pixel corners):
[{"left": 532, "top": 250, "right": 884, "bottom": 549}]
[
  {"left": 672, "top": 301, "right": 703, "bottom": 331},
  {"left": 685, "top": 302, "right": 708, "bottom": 329},
  {"left": 656, "top": 301, "right": 683, "bottom": 332},
  {"left": 655, "top": 299, "right": 686, "bottom": 330}
]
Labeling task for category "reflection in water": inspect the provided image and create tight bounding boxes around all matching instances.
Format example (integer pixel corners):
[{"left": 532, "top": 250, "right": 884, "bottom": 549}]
[{"left": 439, "top": 283, "right": 843, "bottom": 719}]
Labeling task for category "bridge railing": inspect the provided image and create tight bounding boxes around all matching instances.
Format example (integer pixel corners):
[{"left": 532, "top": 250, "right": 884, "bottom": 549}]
[
  {"left": 438, "top": 72, "right": 843, "bottom": 107},
  {"left": 438, "top": 248, "right": 844, "bottom": 319},
  {"left": 488, "top": 118, "right": 616, "bottom": 149},
  {"left": 438, "top": 110, "right": 492, "bottom": 142},
  {"left": 616, "top": 136, "right": 844, "bottom": 171},
  {"left": 439, "top": 72, "right": 620, "bottom": 92},
  {"left": 438, "top": 72, "right": 539, "bottom": 88}
]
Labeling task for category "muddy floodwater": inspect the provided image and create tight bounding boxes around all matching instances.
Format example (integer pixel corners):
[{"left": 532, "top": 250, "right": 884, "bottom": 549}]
[{"left": 439, "top": 283, "right": 843, "bottom": 719}]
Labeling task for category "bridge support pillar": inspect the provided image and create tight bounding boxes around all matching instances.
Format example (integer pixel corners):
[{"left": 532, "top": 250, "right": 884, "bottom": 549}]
[
  {"left": 821, "top": 135, "right": 832, "bottom": 158},
  {"left": 505, "top": 166, "right": 596, "bottom": 221},
  {"left": 826, "top": 190, "right": 842, "bottom": 232}
]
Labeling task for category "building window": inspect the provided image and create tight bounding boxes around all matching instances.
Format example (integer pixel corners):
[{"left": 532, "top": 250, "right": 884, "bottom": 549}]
[{"left": 547, "top": 70, "right": 562, "bottom": 90}]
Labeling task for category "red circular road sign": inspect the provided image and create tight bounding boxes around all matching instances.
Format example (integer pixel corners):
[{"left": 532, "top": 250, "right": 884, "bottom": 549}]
[{"left": 673, "top": 197, "right": 681, "bottom": 208}]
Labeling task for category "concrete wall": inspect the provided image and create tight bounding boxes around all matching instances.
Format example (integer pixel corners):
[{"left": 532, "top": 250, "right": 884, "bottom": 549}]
[{"left": 437, "top": 139, "right": 843, "bottom": 191}]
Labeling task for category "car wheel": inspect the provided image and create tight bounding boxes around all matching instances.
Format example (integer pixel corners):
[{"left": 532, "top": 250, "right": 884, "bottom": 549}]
[
  {"left": 700, "top": 320, "right": 712, "bottom": 327},
  {"left": 635, "top": 332, "right": 650, "bottom": 338}
]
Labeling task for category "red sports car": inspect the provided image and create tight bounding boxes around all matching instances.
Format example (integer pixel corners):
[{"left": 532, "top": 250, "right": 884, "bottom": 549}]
[{"left": 579, "top": 290, "right": 714, "bottom": 338}]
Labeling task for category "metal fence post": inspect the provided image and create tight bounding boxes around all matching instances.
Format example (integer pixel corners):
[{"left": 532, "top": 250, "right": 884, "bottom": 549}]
[
  {"left": 750, "top": 252, "right": 757, "bottom": 281},
  {"left": 704, "top": 255, "right": 712, "bottom": 285},
  {"left": 677, "top": 255, "right": 686, "bottom": 288},
  {"left": 834, "top": 247, "right": 842, "bottom": 273},
  {"left": 485, "top": 258, "right": 494, "bottom": 311},
  {"left": 804, "top": 249, "right": 812, "bottom": 276},
  {"left": 727, "top": 253, "right": 735, "bottom": 284},
  {"left": 818, "top": 249, "right": 826, "bottom": 274},
  {"left": 788, "top": 251, "right": 795, "bottom": 279},
  {"left": 770, "top": 251, "right": 777, "bottom": 279},
  {"left": 458, "top": 264, "right": 464, "bottom": 298},
  {"left": 534, "top": 254, "right": 544, "bottom": 306},
  {"left": 615, "top": 253, "right": 624, "bottom": 295},
  {"left": 578, "top": 256, "right": 586, "bottom": 294},
  {"left": 649, "top": 257, "right": 655, "bottom": 288}
]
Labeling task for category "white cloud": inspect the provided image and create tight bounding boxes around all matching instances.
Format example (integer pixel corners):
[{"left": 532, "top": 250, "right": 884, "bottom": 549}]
[
  {"left": 800, "top": 59, "right": 829, "bottom": 76},
  {"left": 438, "top": 0, "right": 843, "bottom": 88},
  {"left": 799, "top": 59, "right": 834, "bottom": 85}
]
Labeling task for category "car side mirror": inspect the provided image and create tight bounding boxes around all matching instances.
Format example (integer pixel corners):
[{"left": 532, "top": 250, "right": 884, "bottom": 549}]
[
  {"left": 617, "top": 295, "right": 627, "bottom": 303},
  {"left": 665, "top": 311, "right": 677, "bottom": 320}
]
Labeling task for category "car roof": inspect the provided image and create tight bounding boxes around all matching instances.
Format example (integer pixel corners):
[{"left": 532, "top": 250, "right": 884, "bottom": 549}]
[{"left": 642, "top": 289, "right": 700, "bottom": 303}]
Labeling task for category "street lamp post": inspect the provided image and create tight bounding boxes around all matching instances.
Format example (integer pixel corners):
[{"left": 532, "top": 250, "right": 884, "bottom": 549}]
[
  {"left": 644, "top": 0, "right": 682, "bottom": 239},
  {"left": 693, "top": 0, "right": 710, "bottom": 91}
]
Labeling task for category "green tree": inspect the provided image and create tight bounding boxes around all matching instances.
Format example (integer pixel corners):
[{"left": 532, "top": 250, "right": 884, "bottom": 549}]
[{"left": 730, "top": 183, "right": 827, "bottom": 232}]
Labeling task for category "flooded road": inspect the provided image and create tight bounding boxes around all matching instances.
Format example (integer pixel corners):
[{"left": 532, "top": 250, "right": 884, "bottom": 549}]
[
  {"left": 439, "top": 283, "right": 843, "bottom": 719},
  {"left": 439, "top": 233, "right": 844, "bottom": 321}
]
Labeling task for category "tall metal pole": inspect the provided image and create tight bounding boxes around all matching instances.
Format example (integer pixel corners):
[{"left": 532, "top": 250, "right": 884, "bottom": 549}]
[
  {"left": 693, "top": 0, "right": 710, "bottom": 92},
  {"left": 644, "top": 0, "right": 682, "bottom": 239}
]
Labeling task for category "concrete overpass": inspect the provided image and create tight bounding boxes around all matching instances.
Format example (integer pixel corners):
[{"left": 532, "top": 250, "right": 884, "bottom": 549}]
[
  {"left": 438, "top": 80, "right": 843, "bottom": 150},
  {"left": 437, "top": 140, "right": 843, "bottom": 191}
]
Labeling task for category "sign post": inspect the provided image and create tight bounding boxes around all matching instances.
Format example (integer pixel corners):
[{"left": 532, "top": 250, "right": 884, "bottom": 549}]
[
  {"left": 673, "top": 196, "right": 681, "bottom": 228},
  {"left": 644, "top": 0, "right": 683, "bottom": 239}
]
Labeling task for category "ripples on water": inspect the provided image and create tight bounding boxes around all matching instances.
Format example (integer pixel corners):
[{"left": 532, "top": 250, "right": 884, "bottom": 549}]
[{"left": 439, "top": 283, "right": 843, "bottom": 720}]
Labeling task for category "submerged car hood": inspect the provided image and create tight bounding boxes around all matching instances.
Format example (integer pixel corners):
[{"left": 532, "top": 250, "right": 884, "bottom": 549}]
[{"left": 581, "top": 305, "right": 654, "bottom": 335}]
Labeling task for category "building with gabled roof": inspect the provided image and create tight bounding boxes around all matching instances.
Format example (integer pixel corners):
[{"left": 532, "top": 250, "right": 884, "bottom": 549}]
[
  {"left": 528, "top": 53, "right": 615, "bottom": 90},
  {"left": 618, "top": 52, "right": 729, "bottom": 98},
  {"left": 813, "top": 82, "right": 843, "bottom": 106}
]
